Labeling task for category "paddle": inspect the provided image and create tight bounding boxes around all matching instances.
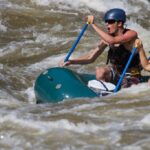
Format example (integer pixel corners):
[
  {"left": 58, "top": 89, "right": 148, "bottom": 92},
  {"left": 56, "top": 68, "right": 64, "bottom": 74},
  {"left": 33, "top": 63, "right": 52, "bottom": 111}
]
[
  {"left": 64, "top": 23, "right": 88, "bottom": 62},
  {"left": 113, "top": 47, "right": 137, "bottom": 93}
]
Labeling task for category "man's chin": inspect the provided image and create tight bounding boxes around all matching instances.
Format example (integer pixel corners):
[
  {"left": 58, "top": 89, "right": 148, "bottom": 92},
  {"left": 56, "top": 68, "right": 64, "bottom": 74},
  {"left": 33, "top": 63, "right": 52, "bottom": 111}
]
[{"left": 109, "top": 32, "right": 115, "bottom": 36}]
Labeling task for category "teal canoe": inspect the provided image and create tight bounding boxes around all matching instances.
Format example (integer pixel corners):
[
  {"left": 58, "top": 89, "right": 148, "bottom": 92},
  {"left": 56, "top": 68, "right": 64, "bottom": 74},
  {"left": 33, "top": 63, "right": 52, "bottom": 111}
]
[
  {"left": 34, "top": 67, "right": 149, "bottom": 103},
  {"left": 34, "top": 67, "right": 98, "bottom": 103}
]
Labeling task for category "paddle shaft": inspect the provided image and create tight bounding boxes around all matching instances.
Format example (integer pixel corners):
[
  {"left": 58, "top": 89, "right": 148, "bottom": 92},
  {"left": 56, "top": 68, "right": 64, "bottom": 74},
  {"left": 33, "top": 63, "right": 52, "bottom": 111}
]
[
  {"left": 64, "top": 23, "right": 88, "bottom": 62},
  {"left": 113, "top": 47, "right": 137, "bottom": 93}
]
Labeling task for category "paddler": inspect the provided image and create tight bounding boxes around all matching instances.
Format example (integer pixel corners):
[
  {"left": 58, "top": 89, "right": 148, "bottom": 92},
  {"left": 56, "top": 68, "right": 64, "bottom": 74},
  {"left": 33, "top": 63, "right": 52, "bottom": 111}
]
[
  {"left": 59, "top": 8, "right": 142, "bottom": 87},
  {"left": 135, "top": 39, "right": 150, "bottom": 84}
]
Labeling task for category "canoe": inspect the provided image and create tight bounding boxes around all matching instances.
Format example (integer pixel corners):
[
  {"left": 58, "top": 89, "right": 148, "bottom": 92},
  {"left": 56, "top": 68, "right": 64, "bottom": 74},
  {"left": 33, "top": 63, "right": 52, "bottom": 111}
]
[
  {"left": 34, "top": 67, "right": 115, "bottom": 103},
  {"left": 34, "top": 67, "right": 149, "bottom": 103}
]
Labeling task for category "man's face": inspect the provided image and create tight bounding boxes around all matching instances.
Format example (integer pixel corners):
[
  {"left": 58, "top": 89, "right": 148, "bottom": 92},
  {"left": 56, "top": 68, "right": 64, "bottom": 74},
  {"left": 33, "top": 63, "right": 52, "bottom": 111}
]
[{"left": 105, "top": 20, "right": 118, "bottom": 35}]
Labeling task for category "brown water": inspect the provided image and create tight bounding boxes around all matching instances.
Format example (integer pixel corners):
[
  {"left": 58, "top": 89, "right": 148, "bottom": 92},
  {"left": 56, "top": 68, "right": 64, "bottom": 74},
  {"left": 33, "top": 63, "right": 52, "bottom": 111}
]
[{"left": 0, "top": 0, "right": 150, "bottom": 149}]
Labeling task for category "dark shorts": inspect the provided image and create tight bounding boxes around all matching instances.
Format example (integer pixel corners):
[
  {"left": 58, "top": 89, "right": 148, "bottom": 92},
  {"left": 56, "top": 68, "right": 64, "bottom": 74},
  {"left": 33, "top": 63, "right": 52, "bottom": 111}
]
[{"left": 109, "top": 67, "right": 140, "bottom": 88}]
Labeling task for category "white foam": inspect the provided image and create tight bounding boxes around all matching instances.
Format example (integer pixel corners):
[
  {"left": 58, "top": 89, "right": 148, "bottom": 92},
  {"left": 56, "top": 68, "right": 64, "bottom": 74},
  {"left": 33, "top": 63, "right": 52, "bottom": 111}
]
[
  {"left": 122, "top": 145, "right": 142, "bottom": 150},
  {"left": 0, "top": 42, "right": 21, "bottom": 57},
  {"left": 22, "top": 87, "right": 36, "bottom": 104},
  {"left": 0, "top": 20, "right": 7, "bottom": 32},
  {"left": 26, "top": 54, "right": 66, "bottom": 72},
  {"left": 34, "top": 32, "right": 59, "bottom": 45},
  {"left": 32, "top": 0, "right": 51, "bottom": 6},
  {"left": 119, "top": 82, "right": 150, "bottom": 95},
  {"left": 138, "top": 0, "right": 150, "bottom": 5},
  {"left": 51, "top": 24, "right": 63, "bottom": 32},
  {"left": 141, "top": 114, "right": 150, "bottom": 126},
  {"left": 0, "top": 114, "right": 100, "bottom": 134},
  {"left": 0, "top": 90, "right": 20, "bottom": 106},
  {"left": 31, "top": 0, "right": 149, "bottom": 14},
  {"left": 58, "top": 102, "right": 107, "bottom": 115}
]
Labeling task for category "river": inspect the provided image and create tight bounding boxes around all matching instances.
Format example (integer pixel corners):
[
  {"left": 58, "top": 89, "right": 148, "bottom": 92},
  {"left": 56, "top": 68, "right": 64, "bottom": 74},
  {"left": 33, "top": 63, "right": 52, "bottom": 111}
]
[{"left": 0, "top": 0, "right": 150, "bottom": 149}]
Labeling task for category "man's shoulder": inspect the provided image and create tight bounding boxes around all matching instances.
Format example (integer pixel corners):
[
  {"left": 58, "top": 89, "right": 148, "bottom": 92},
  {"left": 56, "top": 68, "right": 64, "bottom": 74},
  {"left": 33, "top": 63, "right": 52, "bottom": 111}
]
[
  {"left": 125, "top": 28, "right": 137, "bottom": 35},
  {"left": 124, "top": 28, "right": 138, "bottom": 40}
]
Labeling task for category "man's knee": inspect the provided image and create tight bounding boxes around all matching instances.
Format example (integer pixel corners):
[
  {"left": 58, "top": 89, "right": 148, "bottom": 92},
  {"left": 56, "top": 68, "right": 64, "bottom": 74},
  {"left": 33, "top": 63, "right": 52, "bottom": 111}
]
[{"left": 95, "top": 67, "right": 107, "bottom": 80}]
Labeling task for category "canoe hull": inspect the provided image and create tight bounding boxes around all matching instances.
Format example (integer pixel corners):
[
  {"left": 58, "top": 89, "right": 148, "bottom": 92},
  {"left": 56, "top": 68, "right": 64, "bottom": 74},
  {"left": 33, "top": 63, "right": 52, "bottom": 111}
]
[{"left": 34, "top": 67, "right": 97, "bottom": 103}]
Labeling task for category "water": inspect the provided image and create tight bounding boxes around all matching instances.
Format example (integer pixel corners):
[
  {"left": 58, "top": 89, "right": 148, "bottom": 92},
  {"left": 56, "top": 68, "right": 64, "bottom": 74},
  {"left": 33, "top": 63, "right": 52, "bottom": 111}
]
[{"left": 0, "top": 0, "right": 150, "bottom": 149}]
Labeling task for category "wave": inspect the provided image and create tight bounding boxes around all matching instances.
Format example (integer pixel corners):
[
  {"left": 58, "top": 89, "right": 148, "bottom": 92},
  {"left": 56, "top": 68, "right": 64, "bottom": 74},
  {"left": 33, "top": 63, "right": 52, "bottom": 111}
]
[{"left": 32, "top": 0, "right": 150, "bottom": 13}]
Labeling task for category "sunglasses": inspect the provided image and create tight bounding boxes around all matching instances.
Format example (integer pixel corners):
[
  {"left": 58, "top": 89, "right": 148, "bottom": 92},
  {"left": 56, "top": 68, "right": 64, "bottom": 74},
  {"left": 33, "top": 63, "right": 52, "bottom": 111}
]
[{"left": 105, "top": 20, "right": 116, "bottom": 24}]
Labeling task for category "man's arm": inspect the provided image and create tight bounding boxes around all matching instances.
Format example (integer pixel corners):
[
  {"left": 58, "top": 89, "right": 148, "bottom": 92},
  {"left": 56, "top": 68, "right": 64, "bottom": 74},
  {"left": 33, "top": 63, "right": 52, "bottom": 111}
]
[
  {"left": 92, "top": 23, "right": 137, "bottom": 44},
  {"left": 59, "top": 41, "right": 107, "bottom": 66},
  {"left": 87, "top": 15, "right": 137, "bottom": 44},
  {"left": 135, "top": 39, "right": 150, "bottom": 71}
]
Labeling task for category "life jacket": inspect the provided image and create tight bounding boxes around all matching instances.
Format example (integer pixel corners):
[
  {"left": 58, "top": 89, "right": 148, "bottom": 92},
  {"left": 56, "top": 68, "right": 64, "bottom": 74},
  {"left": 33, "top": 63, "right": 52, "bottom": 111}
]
[{"left": 106, "top": 43, "right": 141, "bottom": 76}]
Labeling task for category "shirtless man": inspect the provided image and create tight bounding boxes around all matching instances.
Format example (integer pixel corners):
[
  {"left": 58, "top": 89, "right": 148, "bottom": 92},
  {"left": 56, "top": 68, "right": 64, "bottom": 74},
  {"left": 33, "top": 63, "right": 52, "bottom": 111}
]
[{"left": 60, "top": 8, "right": 141, "bottom": 86}]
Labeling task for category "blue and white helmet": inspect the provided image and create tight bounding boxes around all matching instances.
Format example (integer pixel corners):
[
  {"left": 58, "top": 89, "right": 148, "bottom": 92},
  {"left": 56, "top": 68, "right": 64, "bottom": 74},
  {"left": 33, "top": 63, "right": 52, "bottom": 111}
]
[{"left": 104, "top": 8, "right": 126, "bottom": 23}]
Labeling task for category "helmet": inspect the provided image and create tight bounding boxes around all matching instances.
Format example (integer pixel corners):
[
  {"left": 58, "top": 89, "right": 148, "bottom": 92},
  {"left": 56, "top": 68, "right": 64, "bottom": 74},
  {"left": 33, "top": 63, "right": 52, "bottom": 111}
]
[{"left": 104, "top": 8, "right": 126, "bottom": 23}]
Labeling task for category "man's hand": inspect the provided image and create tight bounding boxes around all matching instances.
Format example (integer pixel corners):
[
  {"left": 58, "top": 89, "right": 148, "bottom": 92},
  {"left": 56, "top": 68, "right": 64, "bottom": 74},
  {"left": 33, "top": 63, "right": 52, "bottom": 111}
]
[
  {"left": 135, "top": 39, "right": 143, "bottom": 50},
  {"left": 87, "top": 15, "right": 94, "bottom": 24},
  {"left": 59, "top": 58, "right": 71, "bottom": 67}
]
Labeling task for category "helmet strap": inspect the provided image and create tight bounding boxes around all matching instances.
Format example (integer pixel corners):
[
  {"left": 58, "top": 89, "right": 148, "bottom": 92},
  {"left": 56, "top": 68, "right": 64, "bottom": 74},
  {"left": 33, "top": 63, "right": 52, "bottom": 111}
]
[{"left": 124, "top": 23, "right": 127, "bottom": 29}]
